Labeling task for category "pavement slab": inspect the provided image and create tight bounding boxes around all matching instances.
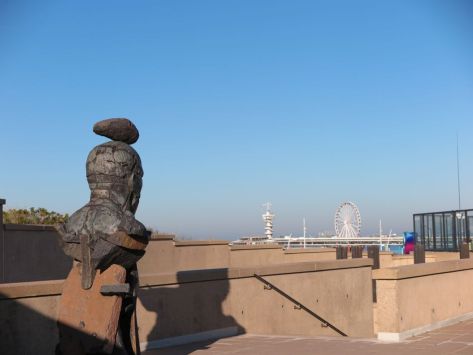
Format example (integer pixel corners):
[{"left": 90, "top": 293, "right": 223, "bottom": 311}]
[{"left": 144, "top": 318, "right": 473, "bottom": 355}]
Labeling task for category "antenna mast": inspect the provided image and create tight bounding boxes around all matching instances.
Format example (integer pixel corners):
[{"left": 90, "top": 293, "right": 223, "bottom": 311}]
[{"left": 457, "top": 132, "right": 461, "bottom": 210}]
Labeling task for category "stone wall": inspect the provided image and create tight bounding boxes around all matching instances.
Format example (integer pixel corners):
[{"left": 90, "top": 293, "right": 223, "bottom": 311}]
[
  {"left": 374, "top": 258, "right": 473, "bottom": 341},
  {"left": 2, "top": 219, "right": 468, "bottom": 284},
  {"left": 0, "top": 259, "right": 374, "bottom": 354},
  {"left": 0, "top": 281, "right": 62, "bottom": 354},
  {"left": 0, "top": 199, "right": 4, "bottom": 282},
  {"left": 138, "top": 239, "right": 338, "bottom": 275},
  {"left": 0, "top": 223, "right": 338, "bottom": 284},
  {"left": 0, "top": 224, "right": 72, "bottom": 283}
]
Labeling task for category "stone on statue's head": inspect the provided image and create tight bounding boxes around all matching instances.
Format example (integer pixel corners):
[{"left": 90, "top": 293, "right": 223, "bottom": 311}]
[
  {"left": 86, "top": 141, "right": 143, "bottom": 214},
  {"left": 93, "top": 118, "right": 139, "bottom": 144},
  {"left": 57, "top": 117, "right": 148, "bottom": 295}
]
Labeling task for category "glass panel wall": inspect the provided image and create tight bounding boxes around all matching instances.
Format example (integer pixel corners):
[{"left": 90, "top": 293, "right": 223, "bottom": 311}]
[
  {"left": 467, "top": 211, "right": 473, "bottom": 241},
  {"left": 445, "top": 213, "right": 454, "bottom": 250},
  {"left": 434, "top": 214, "right": 444, "bottom": 249},
  {"left": 413, "top": 209, "right": 473, "bottom": 251},
  {"left": 456, "top": 211, "right": 466, "bottom": 243},
  {"left": 425, "top": 214, "right": 433, "bottom": 249}
]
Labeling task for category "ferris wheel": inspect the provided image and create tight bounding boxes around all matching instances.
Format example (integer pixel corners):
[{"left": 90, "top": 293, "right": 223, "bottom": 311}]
[{"left": 334, "top": 201, "right": 362, "bottom": 238}]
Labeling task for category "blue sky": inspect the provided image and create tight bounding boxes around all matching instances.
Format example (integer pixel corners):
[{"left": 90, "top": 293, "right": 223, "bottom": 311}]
[{"left": 1, "top": 1, "right": 473, "bottom": 239}]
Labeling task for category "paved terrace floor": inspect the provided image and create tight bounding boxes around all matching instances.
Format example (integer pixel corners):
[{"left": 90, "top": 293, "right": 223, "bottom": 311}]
[{"left": 145, "top": 318, "right": 473, "bottom": 354}]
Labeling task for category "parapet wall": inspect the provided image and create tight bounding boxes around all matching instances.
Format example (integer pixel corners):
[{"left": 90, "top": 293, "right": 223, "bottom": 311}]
[
  {"left": 0, "top": 259, "right": 374, "bottom": 354},
  {"left": 374, "top": 258, "right": 473, "bottom": 341},
  {"left": 0, "top": 223, "right": 340, "bottom": 283},
  {"left": 1, "top": 220, "right": 467, "bottom": 284},
  {"left": 379, "top": 251, "right": 463, "bottom": 268},
  {"left": 0, "top": 224, "right": 72, "bottom": 283},
  {"left": 2, "top": 228, "right": 472, "bottom": 353},
  {"left": 138, "top": 238, "right": 338, "bottom": 275}
]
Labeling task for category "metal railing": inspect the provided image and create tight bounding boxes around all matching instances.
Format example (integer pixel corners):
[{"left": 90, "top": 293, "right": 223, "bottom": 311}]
[{"left": 253, "top": 273, "right": 347, "bottom": 336}]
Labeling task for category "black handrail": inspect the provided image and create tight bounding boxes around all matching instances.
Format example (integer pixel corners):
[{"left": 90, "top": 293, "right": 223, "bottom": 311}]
[{"left": 253, "top": 273, "right": 347, "bottom": 336}]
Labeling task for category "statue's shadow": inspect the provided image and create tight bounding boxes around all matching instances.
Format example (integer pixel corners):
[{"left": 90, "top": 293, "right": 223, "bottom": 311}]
[{"left": 139, "top": 269, "right": 245, "bottom": 354}]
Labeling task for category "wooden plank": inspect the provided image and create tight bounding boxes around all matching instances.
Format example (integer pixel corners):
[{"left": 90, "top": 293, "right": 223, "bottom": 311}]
[
  {"left": 80, "top": 234, "right": 95, "bottom": 290},
  {"left": 57, "top": 263, "right": 126, "bottom": 354}
]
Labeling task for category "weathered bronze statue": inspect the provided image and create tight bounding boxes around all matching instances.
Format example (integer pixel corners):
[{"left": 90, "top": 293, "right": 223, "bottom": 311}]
[{"left": 56, "top": 118, "right": 149, "bottom": 355}]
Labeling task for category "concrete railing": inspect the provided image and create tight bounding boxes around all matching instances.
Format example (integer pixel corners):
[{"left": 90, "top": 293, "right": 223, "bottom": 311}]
[
  {"left": 229, "top": 244, "right": 285, "bottom": 267},
  {"left": 0, "top": 224, "right": 72, "bottom": 283},
  {"left": 2, "top": 220, "right": 470, "bottom": 284},
  {"left": 377, "top": 251, "right": 464, "bottom": 268},
  {"left": 0, "top": 259, "right": 374, "bottom": 354},
  {"left": 374, "top": 258, "right": 473, "bottom": 341},
  {"left": 138, "top": 239, "right": 338, "bottom": 274}
]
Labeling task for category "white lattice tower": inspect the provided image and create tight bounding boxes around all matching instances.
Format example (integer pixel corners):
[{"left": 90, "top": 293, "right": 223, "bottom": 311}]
[{"left": 262, "top": 202, "right": 275, "bottom": 239}]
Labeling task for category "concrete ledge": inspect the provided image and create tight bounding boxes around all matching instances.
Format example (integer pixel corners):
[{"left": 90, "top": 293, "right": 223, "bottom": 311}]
[
  {"left": 377, "top": 311, "right": 473, "bottom": 342},
  {"left": 175, "top": 240, "right": 229, "bottom": 246},
  {"left": 391, "top": 255, "right": 412, "bottom": 260},
  {"left": 140, "top": 265, "right": 314, "bottom": 287},
  {"left": 0, "top": 279, "right": 63, "bottom": 299},
  {"left": 230, "top": 244, "right": 282, "bottom": 250},
  {"left": 373, "top": 258, "right": 473, "bottom": 280},
  {"left": 314, "top": 258, "right": 372, "bottom": 271},
  {"left": 140, "top": 326, "right": 239, "bottom": 350},
  {"left": 363, "top": 251, "right": 394, "bottom": 257},
  {"left": 284, "top": 248, "right": 335, "bottom": 254},
  {"left": 141, "top": 259, "right": 373, "bottom": 287},
  {"left": 1, "top": 259, "right": 374, "bottom": 298},
  {"left": 4, "top": 224, "right": 57, "bottom": 231},
  {"left": 149, "top": 234, "right": 175, "bottom": 241},
  {"left": 380, "top": 251, "right": 394, "bottom": 255},
  {"left": 141, "top": 268, "right": 231, "bottom": 286}
]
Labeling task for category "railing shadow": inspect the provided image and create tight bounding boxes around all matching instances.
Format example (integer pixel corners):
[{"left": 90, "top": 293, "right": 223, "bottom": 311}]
[{"left": 138, "top": 269, "right": 245, "bottom": 354}]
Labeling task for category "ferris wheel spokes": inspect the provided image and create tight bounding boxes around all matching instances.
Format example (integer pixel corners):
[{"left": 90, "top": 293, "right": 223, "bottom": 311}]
[{"left": 334, "top": 201, "right": 362, "bottom": 238}]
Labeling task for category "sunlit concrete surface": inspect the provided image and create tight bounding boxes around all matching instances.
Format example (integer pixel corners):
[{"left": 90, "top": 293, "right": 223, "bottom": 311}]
[{"left": 145, "top": 318, "right": 473, "bottom": 355}]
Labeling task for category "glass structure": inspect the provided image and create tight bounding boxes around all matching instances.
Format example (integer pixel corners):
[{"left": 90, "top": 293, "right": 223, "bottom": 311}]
[{"left": 413, "top": 209, "right": 473, "bottom": 251}]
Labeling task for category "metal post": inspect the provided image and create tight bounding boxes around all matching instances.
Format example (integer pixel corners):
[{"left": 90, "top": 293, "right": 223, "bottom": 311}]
[
  {"left": 367, "top": 245, "right": 380, "bottom": 269},
  {"left": 0, "top": 198, "right": 5, "bottom": 283},
  {"left": 351, "top": 245, "right": 363, "bottom": 258},
  {"left": 0, "top": 198, "right": 4, "bottom": 227},
  {"left": 414, "top": 244, "right": 425, "bottom": 264},
  {"left": 367, "top": 245, "right": 379, "bottom": 303},
  {"left": 460, "top": 242, "right": 470, "bottom": 259},
  {"left": 465, "top": 210, "right": 471, "bottom": 244},
  {"left": 336, "top": 246, "right": 347, "bottom": 259},
  {"left": 421, "top": 215, "right": 425, "bottom": 246},
  {"left": 452, "top": 212, "right": 458, "bottom": 251},
  {"left": 442, "top": 213, "right": 448, "bottom": 250},
  {"left": 432, "top": 214, "right": 436, "bottom": 250}
]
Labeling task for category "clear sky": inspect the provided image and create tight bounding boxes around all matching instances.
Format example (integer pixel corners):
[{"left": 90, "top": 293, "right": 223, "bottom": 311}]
[{"left": 1, "top": 0, "right": 473, "bottom": 239}]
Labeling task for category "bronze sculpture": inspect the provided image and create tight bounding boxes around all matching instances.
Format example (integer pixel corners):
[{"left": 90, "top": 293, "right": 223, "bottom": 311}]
[{"left": 56, "top": 118, "right": 149, "bottom": 354}]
